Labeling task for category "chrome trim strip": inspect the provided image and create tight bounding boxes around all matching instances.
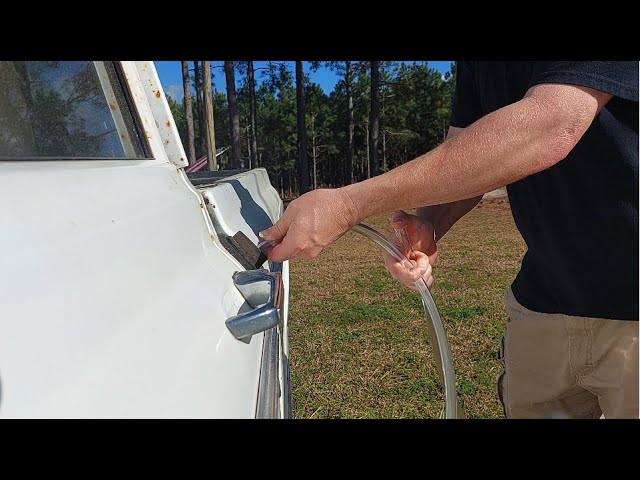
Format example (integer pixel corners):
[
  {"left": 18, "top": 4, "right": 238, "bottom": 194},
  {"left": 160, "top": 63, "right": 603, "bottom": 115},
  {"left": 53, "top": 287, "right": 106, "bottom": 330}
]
[
  {"left": 255, "top": 261, "right": 288, "bottom": 419},
  {"left": 256, "top": 326, "right": 280, "bottom": 419}
]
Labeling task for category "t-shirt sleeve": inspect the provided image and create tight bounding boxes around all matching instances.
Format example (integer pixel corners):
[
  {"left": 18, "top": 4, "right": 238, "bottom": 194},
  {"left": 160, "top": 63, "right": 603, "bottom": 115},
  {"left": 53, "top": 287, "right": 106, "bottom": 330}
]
[
  {"left": 529, "top": 61, "right": 638, "bottom": 102},
  {"left": 450, "top": 61, "right": 484, "bottom": 128}
]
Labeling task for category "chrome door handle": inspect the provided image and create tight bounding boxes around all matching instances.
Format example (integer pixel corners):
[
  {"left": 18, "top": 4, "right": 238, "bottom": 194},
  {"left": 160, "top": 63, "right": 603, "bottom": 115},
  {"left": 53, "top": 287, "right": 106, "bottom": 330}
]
[{"left": 226, "top": 269, "right": 283, "bottom": 342}]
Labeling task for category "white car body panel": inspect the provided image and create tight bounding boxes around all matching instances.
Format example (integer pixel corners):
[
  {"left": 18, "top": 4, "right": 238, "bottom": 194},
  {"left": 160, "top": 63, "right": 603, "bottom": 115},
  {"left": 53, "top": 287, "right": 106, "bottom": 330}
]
[{"left": 0, "top": 61, "right": 288, "bottom": 418}]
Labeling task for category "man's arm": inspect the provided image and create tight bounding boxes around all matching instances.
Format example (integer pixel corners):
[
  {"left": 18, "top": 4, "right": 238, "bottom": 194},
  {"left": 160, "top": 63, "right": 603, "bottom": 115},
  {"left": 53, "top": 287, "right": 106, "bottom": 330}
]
[
  {"left": 343, "top": 83, "right": 611, "bottom": 223},
  {"left": 262, "top": 83, "right": 611, "bottom": 261},
  {"left": 413, "top": 127, "right": 482, "bottom": 242}
]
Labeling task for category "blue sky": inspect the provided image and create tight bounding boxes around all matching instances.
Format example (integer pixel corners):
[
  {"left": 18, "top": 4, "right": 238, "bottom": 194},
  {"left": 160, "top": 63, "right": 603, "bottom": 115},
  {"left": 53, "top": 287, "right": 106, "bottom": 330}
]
[{"left": 155, "top": 61, "right": 454, "bottom": 103}]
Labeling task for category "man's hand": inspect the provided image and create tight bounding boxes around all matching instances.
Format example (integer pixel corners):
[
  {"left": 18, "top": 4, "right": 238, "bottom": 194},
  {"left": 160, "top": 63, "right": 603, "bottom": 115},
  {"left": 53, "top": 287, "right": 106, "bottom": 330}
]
[
  {"left": 260, "top": 188, "right": 358, "bottom": 262},
  {"left": 383, "top": 210, "right": 438, "bottom": 290}
]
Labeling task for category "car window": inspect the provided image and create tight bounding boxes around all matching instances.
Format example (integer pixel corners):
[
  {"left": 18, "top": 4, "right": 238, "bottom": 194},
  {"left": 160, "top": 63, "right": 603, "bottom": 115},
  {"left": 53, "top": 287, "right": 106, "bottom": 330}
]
[{"left": 0, "top": 61, "right": 148, "bottom": 159}]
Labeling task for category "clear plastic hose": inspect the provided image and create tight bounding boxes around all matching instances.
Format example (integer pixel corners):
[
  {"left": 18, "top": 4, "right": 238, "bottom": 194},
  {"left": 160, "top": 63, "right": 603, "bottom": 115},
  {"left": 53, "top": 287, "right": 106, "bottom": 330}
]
[{"left": 351, "top": 223, "right": 459, "bottom": 419}]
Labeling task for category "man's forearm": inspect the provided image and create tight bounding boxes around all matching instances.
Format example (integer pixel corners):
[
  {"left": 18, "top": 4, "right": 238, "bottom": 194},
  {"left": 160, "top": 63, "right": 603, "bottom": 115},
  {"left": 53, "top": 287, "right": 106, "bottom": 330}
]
[
  {"left": 341, "top": 84, "right": 604, "bottom": 224},
  {"left": 413, "top": 126, "right": 481, "bottom": 242}
]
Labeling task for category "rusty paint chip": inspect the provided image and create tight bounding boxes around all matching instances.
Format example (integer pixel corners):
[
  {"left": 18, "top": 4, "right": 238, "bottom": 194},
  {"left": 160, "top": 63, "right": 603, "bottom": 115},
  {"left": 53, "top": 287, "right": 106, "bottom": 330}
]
[
  {"left": 155, "top": 90, "right": 161, "bottom": 99},
  {"left": 165, "top": 120, "right": 171, "bottom": 127}
]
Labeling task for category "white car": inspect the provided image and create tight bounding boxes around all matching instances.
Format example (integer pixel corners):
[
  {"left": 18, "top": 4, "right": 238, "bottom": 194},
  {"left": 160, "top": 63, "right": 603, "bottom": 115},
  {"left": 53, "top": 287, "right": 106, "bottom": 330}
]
[{"left": 0, "top": 61, "right": 290, "bottom": 418}]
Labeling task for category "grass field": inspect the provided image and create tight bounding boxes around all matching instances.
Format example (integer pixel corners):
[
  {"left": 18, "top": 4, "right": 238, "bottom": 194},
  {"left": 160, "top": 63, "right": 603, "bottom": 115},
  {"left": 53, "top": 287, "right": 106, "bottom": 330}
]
[{"left": 287, "top": 197, "right": 526, "bottom": 419}]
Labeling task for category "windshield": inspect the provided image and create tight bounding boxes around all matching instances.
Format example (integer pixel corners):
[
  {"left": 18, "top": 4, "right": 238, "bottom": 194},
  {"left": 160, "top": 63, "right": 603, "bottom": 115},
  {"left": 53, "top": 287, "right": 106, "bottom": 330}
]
[{"left": 0, "top": 61, "right": 148, "bottom": 159}]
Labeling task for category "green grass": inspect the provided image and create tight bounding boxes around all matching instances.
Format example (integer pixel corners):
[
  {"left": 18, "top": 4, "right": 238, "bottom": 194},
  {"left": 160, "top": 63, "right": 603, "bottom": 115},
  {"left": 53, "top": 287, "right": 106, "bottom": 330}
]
[{"left": 288, "top": 198, "right": 525, "bottom": 418}]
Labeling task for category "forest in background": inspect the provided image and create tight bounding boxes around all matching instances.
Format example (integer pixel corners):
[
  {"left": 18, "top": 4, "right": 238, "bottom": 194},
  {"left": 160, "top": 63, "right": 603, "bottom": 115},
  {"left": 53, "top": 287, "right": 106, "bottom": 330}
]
[{"left": 167, "top": 61, "right": 456, "bottom": 197}]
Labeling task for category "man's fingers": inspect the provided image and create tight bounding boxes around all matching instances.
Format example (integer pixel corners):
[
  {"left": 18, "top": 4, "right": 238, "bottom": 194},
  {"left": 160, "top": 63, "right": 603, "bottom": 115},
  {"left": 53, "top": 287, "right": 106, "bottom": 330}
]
[
  {"left": 409, "top": 251, "right": 429, "bottom": 268},
  {"left": 410, "top": 251, "right": 433, "bottom": 284},
  {"left": 386, "top": 261, "right": 429, "bottom": 287},
  {"left": 409, "top": 264, "right": 429, "bottom": 282},
  {"left": 383, "top": 250, "right": 414, "bottom": 272},
  {"left": 259, "top": 215, "right": 290, "bottom": 242},
  {"left": 382, "top": 247, "right": 436, "bottom": 290},
  {"left": 267, "top": 237, "right": 300, "bottom": 262}
]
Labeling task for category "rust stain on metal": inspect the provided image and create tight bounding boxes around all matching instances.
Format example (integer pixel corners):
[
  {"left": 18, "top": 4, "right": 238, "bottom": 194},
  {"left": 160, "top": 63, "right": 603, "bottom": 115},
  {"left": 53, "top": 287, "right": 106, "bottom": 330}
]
[
  {"left": 210, "top": 233, "right": 215, "bottom": 241},
  {"left": 109, "top": 103, "right": 116, "bottom": 111},
  {"left": 165, "top": 120, "right": 171, "bottom": 127},
  {"left": 154, "top": 90, "right": 161, "bottom": 99},
  {"left": 203, "top": 196, "right": 210, "bottom": 205}
]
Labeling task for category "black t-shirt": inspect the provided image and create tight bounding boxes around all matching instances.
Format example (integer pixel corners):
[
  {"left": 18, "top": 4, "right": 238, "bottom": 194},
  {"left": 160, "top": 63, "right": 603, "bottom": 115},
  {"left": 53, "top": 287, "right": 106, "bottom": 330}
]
[{"left": 450, "top": 61, "right": 638, "bottom": 320}]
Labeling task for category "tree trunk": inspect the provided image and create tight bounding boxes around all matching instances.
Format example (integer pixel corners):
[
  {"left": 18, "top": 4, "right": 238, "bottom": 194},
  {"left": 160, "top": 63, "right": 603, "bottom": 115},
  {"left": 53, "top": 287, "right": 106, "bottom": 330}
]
[
  {"left": 345, "top": 61, "right": 354, "bottom": 186},
  {"left": 224, "top": 61, "right": 242, "bottom": 169},
  {"left": 194, "top": 61, "right": 205, "bottom": 159},
  {"left": 246, "top": 124, "right": 251, "bottom": 168},
  {"left": 202, "top": 61, "right": 217, "bottom": 171},
  {"left": 365, "top": 122, "right": 370, "bottom": 179},
  {"left": 381, "top": 87, "right": 386, "bottom": 172},
  {"left": 369, "top": 61, "right": 380, "bottom": 177},
  {"left": 248, "top": 61, "right": 259, "bottom": 168},
  {"left": 181, "top": 61, "right": 196, "bottom": 165},
  {"left": 382, "top": 129, "right": 387, "bottom": 172},
  {"left": 295, "top": 61, "right": 309, "bottom": 195},
  {"left": 311, "top": 113, "right": 317, "bottom": 190}
]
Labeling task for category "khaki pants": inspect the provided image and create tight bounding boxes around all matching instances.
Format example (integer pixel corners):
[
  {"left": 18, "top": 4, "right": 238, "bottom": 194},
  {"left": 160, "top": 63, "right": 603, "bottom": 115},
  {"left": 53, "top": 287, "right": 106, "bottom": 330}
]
[{"left": 497, "top": 288, "right": 639, "bottom": 419}]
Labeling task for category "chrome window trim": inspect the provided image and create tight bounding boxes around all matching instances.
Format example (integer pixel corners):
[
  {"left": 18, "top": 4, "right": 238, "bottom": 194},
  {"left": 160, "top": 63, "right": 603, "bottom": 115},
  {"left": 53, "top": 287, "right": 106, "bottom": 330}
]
[{"left": 255, "top": 326, "right": 280, "bottom": 419}]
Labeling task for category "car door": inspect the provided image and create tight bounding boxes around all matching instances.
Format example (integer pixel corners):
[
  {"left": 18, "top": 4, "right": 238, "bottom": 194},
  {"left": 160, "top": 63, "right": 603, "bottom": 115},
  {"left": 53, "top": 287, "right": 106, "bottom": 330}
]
[{"left": 0, "top": 61, "right": 288, "bottom": 418}]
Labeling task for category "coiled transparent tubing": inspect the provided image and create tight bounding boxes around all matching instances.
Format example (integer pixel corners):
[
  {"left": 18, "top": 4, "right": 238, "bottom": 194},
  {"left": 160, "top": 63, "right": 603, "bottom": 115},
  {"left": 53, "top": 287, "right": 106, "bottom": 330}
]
[{"left": 351, "top": 223, "right": 459, "bottom": 419}]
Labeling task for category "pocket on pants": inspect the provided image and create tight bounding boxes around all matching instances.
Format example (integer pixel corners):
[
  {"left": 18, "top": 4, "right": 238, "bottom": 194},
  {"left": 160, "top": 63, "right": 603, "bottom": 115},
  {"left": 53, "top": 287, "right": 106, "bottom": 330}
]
[{"left": 497, "top": 333, "right": 508, "bottom": 418}]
